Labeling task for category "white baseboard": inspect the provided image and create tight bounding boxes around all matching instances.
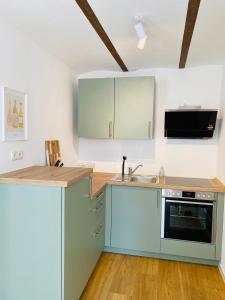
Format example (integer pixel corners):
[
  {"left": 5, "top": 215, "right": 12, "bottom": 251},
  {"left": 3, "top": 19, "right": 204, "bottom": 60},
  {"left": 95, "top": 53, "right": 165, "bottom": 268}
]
[{"left": 219, "top": 264, "right": 225, "bottom": 282}]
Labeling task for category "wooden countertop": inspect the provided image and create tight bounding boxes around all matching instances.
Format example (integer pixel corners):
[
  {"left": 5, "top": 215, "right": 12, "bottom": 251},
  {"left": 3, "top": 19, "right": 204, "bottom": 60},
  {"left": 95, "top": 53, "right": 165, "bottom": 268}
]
[
  {"left": 91, "top": 173, "right": 114, "bottom": 197},
  {"left": 0, "top": 166, "right": 93, "bottom": 187},
  {"left": 91, "top": 172, "right": 225, "bottom": 197},
  {"left": 1, "top": 167, "right": 224, "bottom": 195}
]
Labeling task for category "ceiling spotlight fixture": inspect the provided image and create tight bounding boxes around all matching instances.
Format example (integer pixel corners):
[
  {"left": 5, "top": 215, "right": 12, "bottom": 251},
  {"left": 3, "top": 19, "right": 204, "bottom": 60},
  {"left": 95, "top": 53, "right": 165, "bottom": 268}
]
[{"left": 134, "top": 16, "right": 147, "bottom": 50}]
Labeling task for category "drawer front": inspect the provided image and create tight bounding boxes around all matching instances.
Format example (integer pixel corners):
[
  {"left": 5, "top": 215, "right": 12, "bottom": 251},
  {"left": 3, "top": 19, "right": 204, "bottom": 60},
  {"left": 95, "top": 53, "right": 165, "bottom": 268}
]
[
  {"left": 96, "top": 196, "right": 105, "bottom": 223},
  {"left": 161, "top": 239, "right": 216, "bottom": 260},
  {"left": 89, "top": 217, "right": 105, "bottom": 271},
  {"left": 89, "top": 188, "right": 106, "bottom": 266},
  {"left": 94, "top": 218, "right": 105, "bottom": 255},
  {"left": 92, "top": 190, "right": 105, "bottom": 223},
  {"left": 89, "top": 189, "right": 105, "bottom": 253},
  {"left": 93, "top": 220, "right": 105, "bottom": 241}
]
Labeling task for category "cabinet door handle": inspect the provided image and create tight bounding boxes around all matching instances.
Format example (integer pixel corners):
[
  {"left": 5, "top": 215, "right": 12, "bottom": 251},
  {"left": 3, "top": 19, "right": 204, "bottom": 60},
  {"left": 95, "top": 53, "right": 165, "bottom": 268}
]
[
  {"left": 157, "top": 190, "right": 160, "bottom": 209},
  {"left": 93, "top": 223, "right": 103, "bottom": 239},
  {"left": 89, "top": 176, "right": 93, "bottom": 199},
  {"left": 92, "top": 201, "right": 104, "bottom": 212},
  {"left": 148, "top": 121, "right": 152, "bottom": 138},
  {"left": 97, "top": 201, "right": 104, "bottom": 210},
  {"left": 109, "top": 121, "right": 113, "bottom": 138}
]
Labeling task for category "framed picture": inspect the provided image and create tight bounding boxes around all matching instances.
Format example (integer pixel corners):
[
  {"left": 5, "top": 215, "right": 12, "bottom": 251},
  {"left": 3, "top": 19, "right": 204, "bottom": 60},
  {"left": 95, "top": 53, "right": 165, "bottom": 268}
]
[{"left": 1, "top": 87, "right": 28, "bottom": 141}]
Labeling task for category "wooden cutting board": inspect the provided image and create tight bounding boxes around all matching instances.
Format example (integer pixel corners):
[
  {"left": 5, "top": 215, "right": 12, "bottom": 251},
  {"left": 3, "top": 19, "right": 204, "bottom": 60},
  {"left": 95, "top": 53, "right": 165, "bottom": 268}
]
[{"left": 45, "top": 140, "right": 61, "bottom": 166}]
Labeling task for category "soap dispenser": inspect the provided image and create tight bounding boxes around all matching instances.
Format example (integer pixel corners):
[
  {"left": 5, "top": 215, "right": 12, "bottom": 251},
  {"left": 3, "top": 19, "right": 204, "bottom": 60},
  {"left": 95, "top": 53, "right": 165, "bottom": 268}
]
[{"left": 159, "top": 166, "right": 165, "bottom": 177}]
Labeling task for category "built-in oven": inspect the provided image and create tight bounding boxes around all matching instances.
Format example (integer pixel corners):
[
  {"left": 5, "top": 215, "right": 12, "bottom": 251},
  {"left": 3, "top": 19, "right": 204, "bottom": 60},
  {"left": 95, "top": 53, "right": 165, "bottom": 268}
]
[{"left": 161, "top": 189, "right": 217, "bottom": 244}]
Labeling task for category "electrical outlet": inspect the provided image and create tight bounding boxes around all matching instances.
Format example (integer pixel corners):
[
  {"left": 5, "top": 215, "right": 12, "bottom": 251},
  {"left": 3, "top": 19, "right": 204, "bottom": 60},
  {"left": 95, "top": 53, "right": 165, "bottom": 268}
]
[
  {"left": 11, "top": 151, "right": 24, "bottom": 161},
  {"left": 17, "top": 151, "right": 24, "bottom": 160}
]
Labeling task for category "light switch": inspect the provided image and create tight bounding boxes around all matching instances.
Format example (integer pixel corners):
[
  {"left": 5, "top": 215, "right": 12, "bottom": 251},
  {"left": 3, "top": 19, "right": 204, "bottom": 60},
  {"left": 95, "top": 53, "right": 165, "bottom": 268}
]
[{"left": 11, "top": 151, "right": 17, "bottom": 161}]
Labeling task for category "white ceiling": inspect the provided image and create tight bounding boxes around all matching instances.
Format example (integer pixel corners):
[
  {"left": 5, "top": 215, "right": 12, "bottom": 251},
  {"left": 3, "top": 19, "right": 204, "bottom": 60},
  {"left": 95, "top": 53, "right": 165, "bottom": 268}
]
[
  {"left": 0, "top": 0, "right": 224, "bottom": 73},
  {"left": 187, "top": 0, "right": 225, "bottom": 67}
]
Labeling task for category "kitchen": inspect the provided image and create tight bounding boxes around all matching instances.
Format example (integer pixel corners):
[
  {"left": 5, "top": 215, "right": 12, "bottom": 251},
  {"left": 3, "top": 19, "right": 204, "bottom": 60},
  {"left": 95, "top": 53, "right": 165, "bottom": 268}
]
[{"left": 0, "top": 0, "right": 225, "bottom": 299}]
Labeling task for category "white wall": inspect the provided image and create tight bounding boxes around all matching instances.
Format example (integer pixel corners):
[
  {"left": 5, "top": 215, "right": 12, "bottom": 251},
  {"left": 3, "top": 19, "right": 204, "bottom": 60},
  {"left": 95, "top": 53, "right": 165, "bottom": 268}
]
[
  {"left": 217, "top": 66, "right": 225, "bottom": 183},
  {"left": 0, "top": 19, "right": 77, "bottom": 173},
  {"left": 78, "top": 66, "right": 223, "bottom": 177},
  {"left": 217, "top": 63, "right": 225, "bottom": 275}
]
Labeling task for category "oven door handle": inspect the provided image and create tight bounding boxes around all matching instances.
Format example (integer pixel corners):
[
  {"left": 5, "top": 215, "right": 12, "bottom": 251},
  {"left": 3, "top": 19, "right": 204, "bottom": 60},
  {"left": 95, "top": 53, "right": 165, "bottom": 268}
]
[{"left": 166, "top": 199, "right": 214, "bottom": 206}]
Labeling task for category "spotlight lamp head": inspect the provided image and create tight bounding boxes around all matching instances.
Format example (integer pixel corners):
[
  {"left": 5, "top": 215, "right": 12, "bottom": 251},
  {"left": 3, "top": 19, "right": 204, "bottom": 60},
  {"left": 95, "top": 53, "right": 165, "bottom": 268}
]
[{"left": 134, "top": 16, "right": 148, "bottom": 50}]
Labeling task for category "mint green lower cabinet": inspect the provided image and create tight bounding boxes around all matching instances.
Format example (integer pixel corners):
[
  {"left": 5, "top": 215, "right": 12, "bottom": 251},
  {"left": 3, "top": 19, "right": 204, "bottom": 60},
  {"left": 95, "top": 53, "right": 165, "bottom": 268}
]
[
  {"left": 105, "top": 185, "right": 112, "bottom": 247},
  {"left": 111, "top": 186, "right": 161, "bottom": 253},
  {"left": 63, "top": 180, "right": 105, "bottom": 300},
  {"left": 161, "top": 193, "right": 224, "bottom": 262},
  {"left": 0, "top": 177, "right": 105, "bottom": 300},
  {"left": 161, "top": 239, "right": 216, "bottom": 260},
  {"left": 0, "top": 184, "right": 62, "bottom": 300},
  {"left": 63, "top": 176, "right": 94, "bottom": 300},
  {"left": 89, "top": 188, "right": 106, "bottom": 272},
  {"left": 215, "top": 193, "right": 224, "bottom": 260},
  {"left": 106, "top": 186, "right": 224, "bottom": 265}
]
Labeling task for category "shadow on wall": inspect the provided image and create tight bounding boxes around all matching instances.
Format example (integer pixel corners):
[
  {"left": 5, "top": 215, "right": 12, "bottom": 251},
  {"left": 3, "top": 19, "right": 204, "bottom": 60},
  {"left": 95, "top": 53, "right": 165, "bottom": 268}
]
[
  {"left": 73, "top": 80, "right": 79, "bottom": 155},
  {"left": 217, "top": 117, "right": 224, "bottom": 141}
]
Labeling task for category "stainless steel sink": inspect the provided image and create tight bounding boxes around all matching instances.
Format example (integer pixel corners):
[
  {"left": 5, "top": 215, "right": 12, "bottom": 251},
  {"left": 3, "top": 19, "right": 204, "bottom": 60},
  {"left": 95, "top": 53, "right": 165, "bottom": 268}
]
[
  {"left": 129, "top": 175, "right": 159, "bottom": 183},
  {"left": 112, "top": 175, "right": 159, "bottom": 184}
]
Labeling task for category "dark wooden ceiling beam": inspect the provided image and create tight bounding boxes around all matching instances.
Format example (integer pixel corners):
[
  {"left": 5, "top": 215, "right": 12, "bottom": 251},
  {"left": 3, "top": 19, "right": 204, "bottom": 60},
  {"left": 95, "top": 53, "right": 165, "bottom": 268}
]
[
  {"left": 179, "top": 0, "right": 201, "bottom": 68},
  {"left": 75, "top": 0, "right": 128, "bottom": 72}
]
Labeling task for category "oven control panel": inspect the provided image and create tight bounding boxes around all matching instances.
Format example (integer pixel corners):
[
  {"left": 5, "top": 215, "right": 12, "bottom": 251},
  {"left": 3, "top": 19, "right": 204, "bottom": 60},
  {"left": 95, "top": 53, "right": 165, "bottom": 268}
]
[
  {"left": 162, "top": 189, "right": 216, "bottom": 201},
  {"left": 196, "top": 192, "right": 216, "bottom": 200},
  {"left": 162, "top": 189, "right": 182, "bottom": 198}
]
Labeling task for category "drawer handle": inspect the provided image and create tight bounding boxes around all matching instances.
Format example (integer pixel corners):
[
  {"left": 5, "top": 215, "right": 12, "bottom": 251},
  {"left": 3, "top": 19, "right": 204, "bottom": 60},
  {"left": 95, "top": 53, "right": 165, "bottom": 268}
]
[
  {"left": 96, "top": 201, "right": 104, "bottom": 209},
  {"left": 157, "top": 190, "right": 160, "bottom": 209},
  {"left": 91, "top": 223, "right": 103, "bottom": 239},
  {"left": 91, "top": 201, "right": 104, "bottom": 212},
  {"left": 95, "top": 223, "right": 103, "bottom": 238},
  {"left": 148, "top": 121, "right": 152, "bottom": 138},
  {"left": 91, "top": 202, "right": 104, "bottom": 212},
  {"left": 96, "top": 192, "right": 104, "bottom": 200},
  {"left": 109, "top": 121, "right": 113, "bottom": 138},
  {"left": 89, "top": 177, "right": 93, "bottom": 198}
]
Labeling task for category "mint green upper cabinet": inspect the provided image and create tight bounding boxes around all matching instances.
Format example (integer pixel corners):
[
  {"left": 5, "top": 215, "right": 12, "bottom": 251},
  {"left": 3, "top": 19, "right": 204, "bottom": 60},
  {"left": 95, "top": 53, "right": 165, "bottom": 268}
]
[
  {"left": 78, "top": 76, "right": 155, "bottom": 140},
  {"left": 114, "top": 77, "right": 155, "bottom": 139},
  {"left": 111, "top": 186, "right": 161, "bottom": 253},
  {"left": 78, "top": 78, "right": 114, "bottom": 139}
]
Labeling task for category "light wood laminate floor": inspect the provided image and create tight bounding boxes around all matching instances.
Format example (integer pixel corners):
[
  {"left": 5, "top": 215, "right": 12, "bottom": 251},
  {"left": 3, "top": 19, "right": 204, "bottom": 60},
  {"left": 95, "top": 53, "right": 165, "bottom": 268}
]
[{"left": 81, "top": 253, "right": 225, "bottom": 300}]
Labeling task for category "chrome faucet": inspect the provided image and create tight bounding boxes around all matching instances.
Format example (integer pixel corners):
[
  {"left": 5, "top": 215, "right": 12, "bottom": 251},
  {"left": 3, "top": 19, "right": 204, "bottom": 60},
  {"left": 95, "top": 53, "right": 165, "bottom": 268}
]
[{"left": 128, "top": 164, "right": 143, "bottom": 177}]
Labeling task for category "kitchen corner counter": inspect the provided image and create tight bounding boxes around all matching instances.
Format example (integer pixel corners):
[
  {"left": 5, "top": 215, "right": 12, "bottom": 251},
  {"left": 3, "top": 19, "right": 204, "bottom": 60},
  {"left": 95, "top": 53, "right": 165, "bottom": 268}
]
[
  {"left": 91, "top": 172, "right": 115, "bottom": 197},
  {"left": 1, "top": 167, "right": 224, "bottom": 195},
  {"left": 0, "top": 166, "right": 93, "bottom": 187},
  {"left": 91, "top": 172, "right": 225, "bottom": 197}
]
